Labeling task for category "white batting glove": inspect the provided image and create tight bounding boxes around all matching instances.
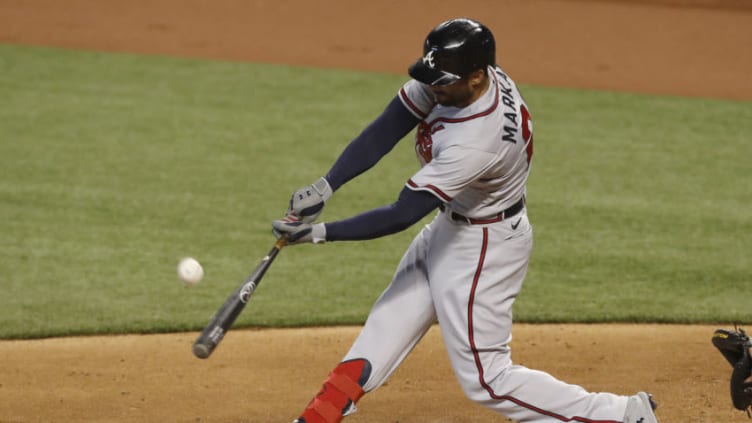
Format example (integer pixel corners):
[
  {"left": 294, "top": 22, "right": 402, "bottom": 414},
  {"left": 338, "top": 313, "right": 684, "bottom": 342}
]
[
  {"left": 287, "top": 177, "right": 333, "bottom": 223},
  {"left": 272, "top": 219, "right": 327, "bottom": 245}
]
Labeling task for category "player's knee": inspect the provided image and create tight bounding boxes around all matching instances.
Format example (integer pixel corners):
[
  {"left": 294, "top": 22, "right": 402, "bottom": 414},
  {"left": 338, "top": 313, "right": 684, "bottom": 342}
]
[
  {"left": 458, "top": 379, "right": 492, "bottom": 405},
  {"left": 455, "top": 363, "right": 512, "bottom": 406},
  {"left": 298, "top": 358, "right": 372, "bottom": 423}
]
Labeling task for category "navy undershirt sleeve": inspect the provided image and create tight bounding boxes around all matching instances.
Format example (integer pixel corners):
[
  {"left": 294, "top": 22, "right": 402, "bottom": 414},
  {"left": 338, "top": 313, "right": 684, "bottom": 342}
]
[
  {"left": 325, "top": 96, "right": 421, "bottom": 191},
  {"left": 325, "top": 187, "right": 442, "bottom": 241}
]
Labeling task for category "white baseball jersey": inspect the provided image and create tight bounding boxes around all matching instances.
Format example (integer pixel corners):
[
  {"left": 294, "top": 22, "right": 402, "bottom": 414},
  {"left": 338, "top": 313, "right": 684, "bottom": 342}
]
[
  {"left": 400, "top": 66, "right": 533, "bottom": 218},
  {"left": 341, "top": 67, "right": 632, "bottom": 422}
]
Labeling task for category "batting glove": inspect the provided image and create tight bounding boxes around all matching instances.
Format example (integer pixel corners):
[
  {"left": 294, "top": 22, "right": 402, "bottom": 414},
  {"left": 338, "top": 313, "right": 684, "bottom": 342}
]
[
  {"left": 272, "top": 218, "right": 327, "bottom": 245},
  {"left": 287, "top": 177, "right": 333, "bottom": 223}
]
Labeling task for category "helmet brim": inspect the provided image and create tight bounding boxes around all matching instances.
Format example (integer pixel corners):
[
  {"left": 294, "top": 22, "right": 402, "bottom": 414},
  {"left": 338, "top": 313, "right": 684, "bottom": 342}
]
[{"left": 408, "top": 58, "right": 462, "bottom": 86}]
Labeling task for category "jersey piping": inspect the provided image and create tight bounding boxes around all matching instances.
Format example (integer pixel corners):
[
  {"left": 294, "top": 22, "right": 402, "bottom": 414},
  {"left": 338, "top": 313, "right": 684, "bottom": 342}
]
[
  {"left": 426, "top": 74, "right": 500, "bottom": 126},
  {"left": 406, "top": 179, "right": 452, "bottom": 202},
  {"left": 399, "top": 87, "right": 428, "bottom": 119},
  {"left": 467, "top": 229, "right": 622, "bottom": 423}
]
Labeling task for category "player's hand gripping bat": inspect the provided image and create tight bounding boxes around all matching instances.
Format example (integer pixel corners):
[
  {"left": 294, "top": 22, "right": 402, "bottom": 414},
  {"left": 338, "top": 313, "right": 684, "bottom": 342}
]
[{"left": 192, "top": 236, "right": 287, "bottom": 359}]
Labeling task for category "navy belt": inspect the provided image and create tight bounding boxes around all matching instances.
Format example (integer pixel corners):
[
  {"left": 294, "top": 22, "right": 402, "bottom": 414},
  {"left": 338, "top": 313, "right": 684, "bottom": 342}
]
[{"left": 439, "top": 196, "right": 525, "bottom": 225}]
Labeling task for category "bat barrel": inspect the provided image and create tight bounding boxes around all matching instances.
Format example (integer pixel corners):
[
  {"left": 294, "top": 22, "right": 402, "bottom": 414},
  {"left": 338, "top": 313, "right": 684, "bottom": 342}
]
[
  {"left": 192, "top": 237, "right": 286, "bottom": 359},
  {"left": 192, "top": 294, "right": 247, "bottom": 359}
]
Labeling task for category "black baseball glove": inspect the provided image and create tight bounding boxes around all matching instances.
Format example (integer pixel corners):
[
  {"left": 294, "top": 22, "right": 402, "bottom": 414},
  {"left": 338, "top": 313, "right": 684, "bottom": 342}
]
[{"left": 712, "top": 328, "right": 752, "bottom": 415}]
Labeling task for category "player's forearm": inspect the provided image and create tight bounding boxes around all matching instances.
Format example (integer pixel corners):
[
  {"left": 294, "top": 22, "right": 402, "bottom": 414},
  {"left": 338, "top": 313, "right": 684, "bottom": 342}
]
[
  {"left": 324, "top": 187, "right": 440, "bottom": 241},
  {"left": 325, "top": 96, "right": 420, "bottom": 191}
]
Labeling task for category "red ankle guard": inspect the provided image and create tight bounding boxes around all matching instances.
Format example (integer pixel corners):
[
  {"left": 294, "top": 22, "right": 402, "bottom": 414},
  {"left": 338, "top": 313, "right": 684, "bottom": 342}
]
[{"left": 298, "top": 358, "right": 371, "bottom": 423}]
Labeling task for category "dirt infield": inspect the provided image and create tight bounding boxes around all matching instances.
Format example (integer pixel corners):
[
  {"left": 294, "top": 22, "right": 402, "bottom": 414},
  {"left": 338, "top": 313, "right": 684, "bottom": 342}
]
[
  {"left": 1, "top": 1, "right": 750, "bottom": 422},
  {"left": 0, "top": 325, "right": 740, "bottom": 422}
]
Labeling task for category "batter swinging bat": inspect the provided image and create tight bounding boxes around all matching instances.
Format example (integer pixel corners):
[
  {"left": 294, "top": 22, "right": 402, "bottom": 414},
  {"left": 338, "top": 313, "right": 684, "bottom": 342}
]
[{"left": 192, "top": 236, "right": 287, "bottom": 359}]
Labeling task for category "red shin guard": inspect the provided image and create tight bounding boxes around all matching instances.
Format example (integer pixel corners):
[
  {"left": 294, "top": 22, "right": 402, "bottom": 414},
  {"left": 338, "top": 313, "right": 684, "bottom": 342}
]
[{"left": 298, "top": 359, "right": 371, "bottom": 423}]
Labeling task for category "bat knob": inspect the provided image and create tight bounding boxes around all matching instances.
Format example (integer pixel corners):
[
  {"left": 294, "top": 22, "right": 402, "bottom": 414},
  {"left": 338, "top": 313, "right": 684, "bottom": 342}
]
[{"left": 193, "top": 343, "right": 211, "bottom": 359}]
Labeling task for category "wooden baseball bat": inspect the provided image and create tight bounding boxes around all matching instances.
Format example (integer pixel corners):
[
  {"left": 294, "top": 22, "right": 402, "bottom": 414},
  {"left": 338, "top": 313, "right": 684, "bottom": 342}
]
[{"left": 192, "top": 236, "right": 287, "bottom": 359}]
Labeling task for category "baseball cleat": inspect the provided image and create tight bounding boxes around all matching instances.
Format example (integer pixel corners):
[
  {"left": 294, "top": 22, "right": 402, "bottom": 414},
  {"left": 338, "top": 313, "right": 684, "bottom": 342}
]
[{"left": 623, "top": 391, "right": 659, "bottom": 423}]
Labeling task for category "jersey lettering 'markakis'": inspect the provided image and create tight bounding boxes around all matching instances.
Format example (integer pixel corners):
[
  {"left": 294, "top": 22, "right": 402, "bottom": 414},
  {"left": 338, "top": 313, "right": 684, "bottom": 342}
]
[{"left": 498, "top": 70, "right": 520, "bottom": 143}]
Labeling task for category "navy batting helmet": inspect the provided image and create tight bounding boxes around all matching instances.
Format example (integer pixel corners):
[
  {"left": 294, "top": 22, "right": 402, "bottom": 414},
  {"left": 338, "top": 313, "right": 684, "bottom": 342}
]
[{"left": 408, "top": 18, "right": 496, "bottom": 86}]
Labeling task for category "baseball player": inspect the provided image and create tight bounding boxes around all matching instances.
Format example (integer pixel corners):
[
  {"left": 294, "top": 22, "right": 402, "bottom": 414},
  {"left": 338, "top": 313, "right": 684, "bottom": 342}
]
[{"left": 273, "top": 18, "right": 660, "bottom": 423}]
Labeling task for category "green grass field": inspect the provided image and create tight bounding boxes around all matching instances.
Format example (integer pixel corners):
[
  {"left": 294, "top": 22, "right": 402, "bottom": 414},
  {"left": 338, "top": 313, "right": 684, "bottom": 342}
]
[{"left": 0, "top": 45, "right": 750, "bottom": 339}]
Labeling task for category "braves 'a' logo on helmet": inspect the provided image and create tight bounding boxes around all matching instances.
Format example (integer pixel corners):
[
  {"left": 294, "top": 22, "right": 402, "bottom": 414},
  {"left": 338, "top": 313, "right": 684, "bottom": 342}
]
[{"left": 423, "top": 50, "right": 436, "bottom": 69}]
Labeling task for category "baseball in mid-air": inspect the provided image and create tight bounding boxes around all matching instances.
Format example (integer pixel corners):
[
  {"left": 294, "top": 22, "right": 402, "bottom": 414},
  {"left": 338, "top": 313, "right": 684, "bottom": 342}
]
[{"left": 177, "top": 257, "right": 204, "bottom": 286}]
